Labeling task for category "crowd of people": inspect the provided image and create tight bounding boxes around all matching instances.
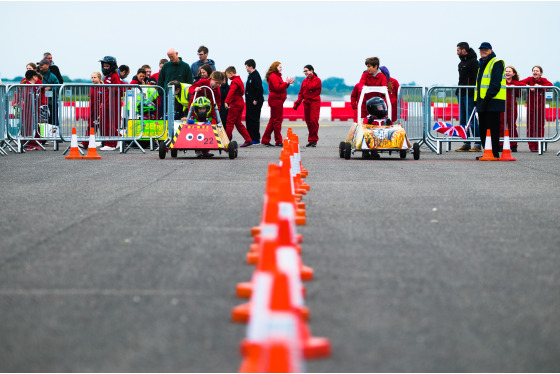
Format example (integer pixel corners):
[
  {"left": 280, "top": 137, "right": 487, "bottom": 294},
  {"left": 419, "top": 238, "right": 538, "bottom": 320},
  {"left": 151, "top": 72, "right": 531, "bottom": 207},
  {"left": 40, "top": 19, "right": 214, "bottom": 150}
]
[{"left": 11, "top": 44, "right": 555, "bottom": 154}]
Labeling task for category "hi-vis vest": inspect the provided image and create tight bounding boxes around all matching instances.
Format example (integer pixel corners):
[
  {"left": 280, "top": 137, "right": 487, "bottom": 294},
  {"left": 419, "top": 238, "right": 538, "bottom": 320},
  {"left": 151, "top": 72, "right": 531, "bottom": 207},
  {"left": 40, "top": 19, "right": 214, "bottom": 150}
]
[
  {"left": 475, "top": 57, "right": 506, "bottom": 102},
  {"left": 176, "top": 83, "right": 192, "bottom": 110}
]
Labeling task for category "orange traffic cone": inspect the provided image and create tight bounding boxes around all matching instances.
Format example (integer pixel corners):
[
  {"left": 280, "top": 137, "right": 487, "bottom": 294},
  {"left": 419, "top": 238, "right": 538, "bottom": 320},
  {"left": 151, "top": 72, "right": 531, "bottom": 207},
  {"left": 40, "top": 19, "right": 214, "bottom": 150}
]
[
  {"left": 239, "top": 338, "right": 303, "bottom": 373},
  {"left": 83, "top": 127, "right": 102, "bottom": 160},
  {"left": 276, "top": 214, "right": 313, "bottom": 281},
  {"left": 287, "top": 129, "right": 308, "bottom": 178},
  {"left": 251, "top": 164, "right": 281, "bottom": 237},
  {"left": 65, "top": 127, "right": 83, "bottom": 159},
  {"left": 479, "top": 129, "right": 499, "bottom": 161},
  {"left": 499, "top": 128, "right": 516, "bottom": 161}
]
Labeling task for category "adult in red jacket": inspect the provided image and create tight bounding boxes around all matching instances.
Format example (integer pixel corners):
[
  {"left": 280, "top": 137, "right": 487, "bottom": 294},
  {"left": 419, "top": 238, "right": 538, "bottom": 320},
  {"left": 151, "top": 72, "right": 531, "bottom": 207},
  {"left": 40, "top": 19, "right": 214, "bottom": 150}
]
[
  {"left": 379, "top": 66, "right": 400, "bottom": 121},
  {"left": 293, "top": 65, "right": 321, "bottom": 147},
  {"left": 358, "top": 57, "right": 388, "bottom": 119},
  {"left": 520, "top": 66, "right": 553, "bottom": 151},
  {"left": 261, "top": 62, "right": 295, "bottom": 146},
  {"left": 499, "top": 66, "right": 525, "bottom": 151},
  {"left": 224, "top": 67, "right": 252, "bottom": 146},
  {"left": 99, "top": 56, "right": 126, "bottom": 150}
]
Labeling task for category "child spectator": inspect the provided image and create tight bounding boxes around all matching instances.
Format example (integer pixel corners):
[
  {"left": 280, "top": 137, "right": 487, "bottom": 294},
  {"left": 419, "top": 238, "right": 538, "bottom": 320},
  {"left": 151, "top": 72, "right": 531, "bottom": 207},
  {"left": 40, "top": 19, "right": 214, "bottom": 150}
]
[
  {"left": 81, "top": 72, "right": 104, "bottom": 148},
  {"left": 198, "top": 64, "right": 213, "bottom": 81},
  {"left": 118, "top": 64, "right": 130, "bottom": 82},
  {"left": 130, "top": 68, "right": 147, "bottom": 85},
  {"left": 520, "top": 65, "right": 553, "bottom": 152},
  {"left": 224, "top": 66, "right": 253, "bottom": 147},
  {"left": 499, "top": 66, "right": 525, "bottom": 152},
  {"left": 19, "top": 70, "right": 44, "bottom": 150}
]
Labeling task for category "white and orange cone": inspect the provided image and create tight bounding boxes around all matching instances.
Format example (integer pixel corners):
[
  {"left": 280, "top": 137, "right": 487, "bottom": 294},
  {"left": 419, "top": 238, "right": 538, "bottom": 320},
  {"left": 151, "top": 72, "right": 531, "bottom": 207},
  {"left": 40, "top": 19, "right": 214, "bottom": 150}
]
[
  {"left": 65, "top": 127, "right": 83, "bottom": 159},
  {"left": 83, "top": 127, "right": 102, "bottom": 160},
  {"left": 479, "top": 129, "right": 498, "bottom": 161},
  {"left": 499, "top": 128, "right": 516, "bottom": 161}
]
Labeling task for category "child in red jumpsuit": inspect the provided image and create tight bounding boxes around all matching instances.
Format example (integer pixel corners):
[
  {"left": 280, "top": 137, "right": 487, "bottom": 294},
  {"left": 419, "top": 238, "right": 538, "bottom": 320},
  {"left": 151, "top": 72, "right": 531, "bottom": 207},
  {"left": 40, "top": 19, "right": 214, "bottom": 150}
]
[
  {"left": 224, "top": 66, "right": 253, "bottom": 147},
  {"left": 81, "top": 72, "right": 105, "bottom": 148},
  {"left": 188, "top": 71, "right": 225, "bottom": 123},
  {"left": 99, "top": 56, "right": 126, "bottom": 150},
  {"left": 293, "top": 64, "right": 321, "bottom": 147},
  {"left": 261, "top": 61, "right": 295, "bottom": 146},
  {"left": 520, "top": 65, "right": 553, "bottom": 152},
  {"left": 358, "top": 57, "right": 388, "bottom": 120}
]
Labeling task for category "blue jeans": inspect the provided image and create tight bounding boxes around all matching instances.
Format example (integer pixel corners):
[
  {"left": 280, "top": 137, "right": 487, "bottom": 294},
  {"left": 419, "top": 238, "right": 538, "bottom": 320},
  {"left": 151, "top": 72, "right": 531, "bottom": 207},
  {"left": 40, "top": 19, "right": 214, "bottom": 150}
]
[{"left": 458, "top": 95, "right": 480, "bottom": 146}]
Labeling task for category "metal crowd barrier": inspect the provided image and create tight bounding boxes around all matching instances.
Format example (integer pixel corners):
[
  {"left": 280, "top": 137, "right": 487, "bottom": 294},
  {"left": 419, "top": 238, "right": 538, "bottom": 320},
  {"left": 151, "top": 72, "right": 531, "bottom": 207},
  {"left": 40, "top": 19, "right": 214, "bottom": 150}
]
[
  {"left": 425, "top": 85, "right": 560, "bottom": 154},
  {"left": 5, "top": 84, "right": 62, "bottom": 152},
  {"left": 59, "top": 84, "right": 150, "bottom": 153},
  {"left": 397, "top": 86, "right": 424, "bottom": 142},
  {"left": 0, "top": 84, "right": 7, "bottom": 155}
]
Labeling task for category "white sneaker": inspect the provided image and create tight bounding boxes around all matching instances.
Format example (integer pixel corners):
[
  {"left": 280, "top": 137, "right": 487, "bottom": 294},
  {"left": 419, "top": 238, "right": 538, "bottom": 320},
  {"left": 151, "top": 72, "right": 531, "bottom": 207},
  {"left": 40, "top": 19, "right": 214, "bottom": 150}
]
[{"left": 100, "top": 146, "right": 116, "bottom": 151}]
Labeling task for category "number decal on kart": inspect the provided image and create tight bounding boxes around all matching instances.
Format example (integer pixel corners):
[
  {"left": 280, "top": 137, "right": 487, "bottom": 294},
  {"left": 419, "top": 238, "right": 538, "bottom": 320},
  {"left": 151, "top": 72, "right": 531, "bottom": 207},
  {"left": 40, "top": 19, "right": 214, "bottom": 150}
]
[{"left": 203, "top": 138, "right": 214, "bottom": 144}]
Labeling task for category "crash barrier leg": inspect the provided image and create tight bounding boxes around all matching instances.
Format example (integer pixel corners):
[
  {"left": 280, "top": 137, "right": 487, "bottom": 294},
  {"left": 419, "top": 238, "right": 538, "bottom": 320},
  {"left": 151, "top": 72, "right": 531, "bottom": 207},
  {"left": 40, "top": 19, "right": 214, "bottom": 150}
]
[
  {"left": 58, "top": 84, "right": 147, "bottom": 154},
  {"left": 424, "top": 85, "right": 560, "bottom": 154},
  {"left": 0, "top": 84, "right": 7, "bottom": 155},
  {"left": 5, "top": 84, "right": 63, "bottom": 153}
]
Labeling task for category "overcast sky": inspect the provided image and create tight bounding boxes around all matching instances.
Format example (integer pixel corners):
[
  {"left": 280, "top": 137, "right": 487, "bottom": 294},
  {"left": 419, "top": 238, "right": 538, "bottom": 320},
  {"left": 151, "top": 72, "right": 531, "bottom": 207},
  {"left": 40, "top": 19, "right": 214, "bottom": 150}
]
[{"left": 1, "top": 1, "right": 558, "bottom": 87}]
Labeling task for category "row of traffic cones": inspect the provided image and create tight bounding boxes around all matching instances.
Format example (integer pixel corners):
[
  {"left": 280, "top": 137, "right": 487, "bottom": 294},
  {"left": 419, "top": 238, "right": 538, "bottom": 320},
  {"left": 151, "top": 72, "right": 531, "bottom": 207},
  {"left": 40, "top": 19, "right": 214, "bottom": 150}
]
[
  {"left": 65, "top": 127, "right": 102, "bottom": 160},
  {"left": 478, "top": 128, "right": 516, "bottom": 162},
  {"left": 234, "top": 129, "right": 331, "bottom": 372}
]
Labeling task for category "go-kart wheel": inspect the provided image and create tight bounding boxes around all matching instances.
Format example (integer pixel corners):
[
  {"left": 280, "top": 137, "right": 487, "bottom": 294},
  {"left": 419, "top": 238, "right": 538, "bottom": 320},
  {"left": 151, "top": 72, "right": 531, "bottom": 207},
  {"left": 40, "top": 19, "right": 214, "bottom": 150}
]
[
  {"left": 344, "top": 142, "right": 352, "bottom": 160},
  {"left": 413, "top": 143, "right": 420, "bottom": 160},
  {"left": 158, "top": 141, "right": 166, "bottom": 159},
  {"left": 339, "top": 141, "right": 345, "bottom": 158},
  {"left": 171, "top": 148, "right": 178, "bottom": 158},
  {"left": 235, "top": 141, "right": 239, "bottom": 158},
  {"left": 400, "top": 150, "right": 407, "bottom": 159},
  {"left": 362, "top": 151, "right": 370, "bottom": 159},
  {"left": 229, "top": 141, "right": 238, "bottom": 159}
]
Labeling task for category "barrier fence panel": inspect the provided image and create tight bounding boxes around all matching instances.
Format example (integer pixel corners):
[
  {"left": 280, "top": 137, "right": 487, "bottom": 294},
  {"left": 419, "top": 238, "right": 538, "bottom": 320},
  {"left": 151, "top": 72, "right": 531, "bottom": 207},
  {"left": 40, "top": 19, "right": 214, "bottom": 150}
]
[
  {"left": 5, "top": 84, "right": 62, "bottom": 152},
  {"left": 424, "top": 85, "right": 560, "bottom": 154},
  {"left": 126, "top": 85, "right": 167, "bottom": 151},
  {"left": 0, "top": 84, "right": 7, "bottom": 155},
  {"left": 59, "top": 84, "right": 148, "bottom": 153},
  {"left": 397, "top": 86, "right": 424, "bottom": 142}
]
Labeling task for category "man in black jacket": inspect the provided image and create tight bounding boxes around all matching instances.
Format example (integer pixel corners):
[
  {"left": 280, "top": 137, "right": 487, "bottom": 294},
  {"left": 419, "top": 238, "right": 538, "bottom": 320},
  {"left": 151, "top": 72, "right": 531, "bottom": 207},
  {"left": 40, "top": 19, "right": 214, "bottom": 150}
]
[
  {"left": 244, "top": 59, "right": 264, "bottom": 144},
  {"left": 455, "top": 42, "right": 481, "bottom": 152},
  {"left": 43, "top": 52, "right": 63, "bottom": 84}
]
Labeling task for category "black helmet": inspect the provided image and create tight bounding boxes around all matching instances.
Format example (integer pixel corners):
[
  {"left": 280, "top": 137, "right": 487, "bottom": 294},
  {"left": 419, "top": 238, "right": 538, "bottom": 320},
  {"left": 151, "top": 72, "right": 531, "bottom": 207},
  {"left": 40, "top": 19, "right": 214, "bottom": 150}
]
[
  {"left": 99, "top": 56, "right": 117, "bottom": 76},
  {"left": 366, "top": 97, "right": 387, "bottom": 119}
]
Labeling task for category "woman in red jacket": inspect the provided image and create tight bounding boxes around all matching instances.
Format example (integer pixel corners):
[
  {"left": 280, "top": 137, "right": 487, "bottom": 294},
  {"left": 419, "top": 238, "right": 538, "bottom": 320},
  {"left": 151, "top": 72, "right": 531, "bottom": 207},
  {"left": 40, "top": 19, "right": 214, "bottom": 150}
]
[
  {"left": 520, "top": 66, "right": 553, "bottom": 152},
  {"left": 499, "top": 66, "right": 525, "bottom": 151},
  {"left": 261, "top": 61, "right": 295, "bottom": 147},
  {"left": 293, "top": 65, "right": 321, "bottom": 147}
]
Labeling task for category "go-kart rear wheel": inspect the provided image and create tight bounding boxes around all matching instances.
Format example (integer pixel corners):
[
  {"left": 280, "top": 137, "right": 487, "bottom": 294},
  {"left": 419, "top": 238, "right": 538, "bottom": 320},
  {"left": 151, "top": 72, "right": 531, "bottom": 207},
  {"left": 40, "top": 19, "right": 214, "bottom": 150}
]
[
  {"left": 339, "top": 141, "right": 345, "bottom": 158},
  {"left": 362, "top": 151, "right": 370, "bottom": 159},
  {"left": 229, "top": 141, "right": 238, "bottom": 159},
  {"left": 400, "top": 150, "right": 407, "bottom": 159},
  {"left": 344, "top": 142, "right": 352, "bottom": 160},
  {"left": 171, "top": 148, "right": 178, "bottom": 158},
  {"left": 413, "top": 143, "right": 420, "bottom": 160},
  {"left": 158, "top": 141, "right": 166, "bottom": 159}
]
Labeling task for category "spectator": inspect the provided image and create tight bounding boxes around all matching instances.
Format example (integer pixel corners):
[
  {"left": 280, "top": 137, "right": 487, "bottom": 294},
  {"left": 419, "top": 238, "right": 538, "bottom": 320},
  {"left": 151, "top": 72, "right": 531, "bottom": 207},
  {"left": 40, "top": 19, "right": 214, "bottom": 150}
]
[
  {"left": 141, "top": 64, "right": 157, "bottom": 85},
  {"left": 358, "top": 57, "right": 387, "bottom": 119},
  {"left": 81, "top": 72, "right": 104, "bottom": 149},
  {"left": 219, "top": 78, "right": 230, "bottom": 128},
  {"left": 43, "top": 52, "right": 63, "bottom": 84},
  {"left": 350, "top": 82, "right": 362, "bottom": 123},
  {"left": 168, "top": 80, "right": 193, "bottom": 120},
  {"left": 191, "top": 45, "right": 216, "bottom": 82},
  {"left": 130, "top": 68, "right": 147, "bottom": 85},
  {"left": 118, "top": 65, "right": 130, "bottom": 82},
  {"left": 157, "top": 48, "right": 193, "bottom": 89},
  {"left": 151, "top": 59, "right": 168, "bottom": 83},
  {"left": 245, "top": 59, "right": 264, "bottom": 144},
  {"left": 474, "top": 42, "right": 506, "bottom": 160},
  {"left": 293, "top": 64, "right": 321, "bottom": 147},
  {"left": 455, "top": 42, "right": 481, "bottom": 152},
  {"left": 20, "top": 70, "right": 44, "bottom": 150},
  {"left": 379, "top": 66, "right": 400, "bottom": 122},
  {"left": 520, "top": 66, "right": 553, "bottom": 152},
  {"left": 23, "top": 63, "right": 43, "bottom": 84},
  {"left": 99, "top": 56, "right": 126, "bottom": 151},
  {"left": 499, "top": 66, "right": 525, "bottom": 152},
  {"left": 37, "top": 59, "right": 59, "bottom": 126},
  {"left": 197, "top": 64, "right": 213, "bottom": 81},
  {"left": 224, "top": 66, "right": 253, "bottom": 147},
  {"left": 261, "top": 61, "right": 295, "bottom": 147}
]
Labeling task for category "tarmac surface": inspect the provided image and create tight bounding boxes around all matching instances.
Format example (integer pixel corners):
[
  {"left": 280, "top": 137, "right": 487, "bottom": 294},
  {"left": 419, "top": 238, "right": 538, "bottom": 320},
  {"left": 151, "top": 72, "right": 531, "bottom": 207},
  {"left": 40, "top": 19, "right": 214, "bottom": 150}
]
[{"left": 1, "top": 122, "right": 559, "bottom": 372}]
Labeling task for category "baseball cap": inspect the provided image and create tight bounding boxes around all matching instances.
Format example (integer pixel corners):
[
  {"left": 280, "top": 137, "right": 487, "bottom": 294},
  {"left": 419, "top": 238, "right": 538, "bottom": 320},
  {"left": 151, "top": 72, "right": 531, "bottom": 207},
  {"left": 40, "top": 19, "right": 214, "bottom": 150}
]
[{"left": 478, "top": 42, "right": 492, "bottom": 50}]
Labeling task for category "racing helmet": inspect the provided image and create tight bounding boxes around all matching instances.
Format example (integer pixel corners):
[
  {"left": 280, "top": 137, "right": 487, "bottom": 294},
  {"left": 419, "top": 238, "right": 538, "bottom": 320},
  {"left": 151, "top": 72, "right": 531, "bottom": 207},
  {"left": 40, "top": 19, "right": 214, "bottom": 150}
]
[
  {"left": 99, "top": 56, "right": 118, "bottom": 76},
  {"left": 366, "top": 97, "right": 388, "bottom": 119},
  {"left": 192, "top": 97, "right": 212, "bottom": 121}
]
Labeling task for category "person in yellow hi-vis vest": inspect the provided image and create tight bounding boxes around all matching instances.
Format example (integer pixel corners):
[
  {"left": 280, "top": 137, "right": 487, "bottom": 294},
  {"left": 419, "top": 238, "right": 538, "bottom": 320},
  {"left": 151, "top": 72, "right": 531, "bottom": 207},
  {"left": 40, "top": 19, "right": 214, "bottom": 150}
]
[
  {"left": 474, "top": 42, "right": 506, "bottom": 159},
  {"left": 168, "top": 80, "right": 192, "bottom": 120}
]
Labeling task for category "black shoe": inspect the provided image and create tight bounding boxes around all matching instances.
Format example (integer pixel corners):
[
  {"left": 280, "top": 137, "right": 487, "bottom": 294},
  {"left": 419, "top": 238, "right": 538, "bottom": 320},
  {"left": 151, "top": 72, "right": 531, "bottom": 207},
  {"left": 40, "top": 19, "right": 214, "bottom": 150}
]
[
  {"left": 306, "top": 142, "right": 317, "bottom": 147},
  {"left": 261, "top": 142, "right": 274, "bottom": 147},
  {"left": 275, "top": 143, "right": 283, "bottom": 147}
]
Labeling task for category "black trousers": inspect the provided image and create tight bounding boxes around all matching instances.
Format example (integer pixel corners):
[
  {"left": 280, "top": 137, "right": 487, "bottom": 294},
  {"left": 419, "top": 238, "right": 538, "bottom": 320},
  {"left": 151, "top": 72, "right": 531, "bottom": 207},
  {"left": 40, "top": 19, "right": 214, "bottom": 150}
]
[
  {"left": 478, "top": 111, "right": 501, "bottom": 157},
  {"left": 245, "top": 102, "right": 263, "bottom": 142}
]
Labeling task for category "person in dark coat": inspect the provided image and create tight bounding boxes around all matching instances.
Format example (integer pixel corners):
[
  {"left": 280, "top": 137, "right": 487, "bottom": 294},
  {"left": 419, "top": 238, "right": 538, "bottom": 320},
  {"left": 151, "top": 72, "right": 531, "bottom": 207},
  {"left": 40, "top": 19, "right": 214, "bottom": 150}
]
[
  {"left": 244, "top": 59, "right": 264, "bottom": 144},
  {"left": 474, "top": 42, "right": 505, "bottom": 159},
  {"left": 455, "top": 42, "right": 481, "bottom": 152},
  {"left": 43, "top": 52, "right": 63, "bottom": 83}
]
